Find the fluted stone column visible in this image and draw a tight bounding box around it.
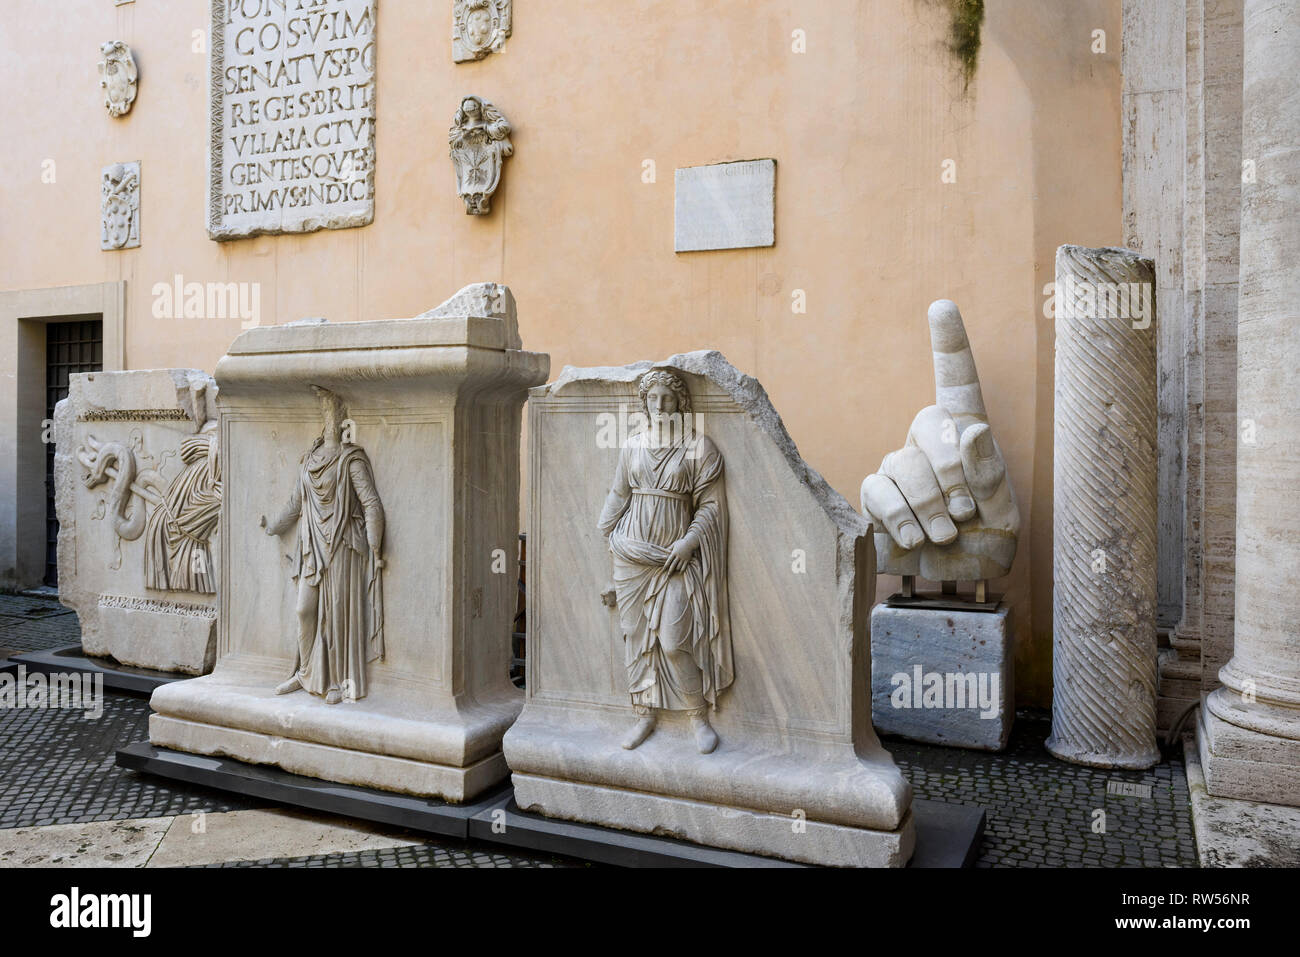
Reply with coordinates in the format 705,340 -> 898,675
1048,245 -> 1160,770
1196,0 -> 1242,698
1201,0 -> 1300,806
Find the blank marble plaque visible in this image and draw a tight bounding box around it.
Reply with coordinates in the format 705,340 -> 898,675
674,159 -> 776,253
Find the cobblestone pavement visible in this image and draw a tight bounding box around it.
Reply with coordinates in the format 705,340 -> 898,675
0,594 -> 80,657
2,595 -> 1197,867
199,845 -> 579,868
0,688 -> 264,830
0,682 -> 579,867
886,711 -> 1199,868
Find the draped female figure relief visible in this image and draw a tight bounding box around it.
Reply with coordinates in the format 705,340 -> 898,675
261,387 -> 386,705
598,371 -> 734,754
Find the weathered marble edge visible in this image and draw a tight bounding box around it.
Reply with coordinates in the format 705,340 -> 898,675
206,207 -> 376,243
71,369 -> 214,426
1057,243 -> 1155,271
227,316 -> 515,355
540,350 -> 869,539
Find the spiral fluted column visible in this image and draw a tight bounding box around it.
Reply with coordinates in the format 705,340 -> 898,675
1048,245 -> 1160,770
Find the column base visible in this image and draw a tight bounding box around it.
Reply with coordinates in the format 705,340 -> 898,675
1209,677 -> 1300,740
1200,704 -> 1300,808
1044,736 -> 1160,770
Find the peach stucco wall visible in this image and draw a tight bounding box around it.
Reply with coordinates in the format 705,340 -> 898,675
0,0 -> 1123,705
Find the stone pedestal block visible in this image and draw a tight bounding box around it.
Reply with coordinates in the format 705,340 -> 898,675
55,369 -> 220,675
1199,708 -> 1300,809
149,286 -> 549,802
503,351 -> 914,867
871,603 -> 1014,752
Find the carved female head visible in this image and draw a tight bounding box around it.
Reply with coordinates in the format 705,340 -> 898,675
459,96 -> 483,123
638,370 -> 692,420
452,97 -> 511,143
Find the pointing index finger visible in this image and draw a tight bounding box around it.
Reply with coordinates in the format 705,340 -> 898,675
929,299 -> 988,428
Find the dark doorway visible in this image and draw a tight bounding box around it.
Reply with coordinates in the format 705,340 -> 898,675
45,319 -> 103,586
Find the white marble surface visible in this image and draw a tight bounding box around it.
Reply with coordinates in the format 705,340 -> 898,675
55,370 -> 219,675
861,301 -> 1020,582
149,287 -> 549,801
452,0 -> 511,62
674,160 -> 776,252
1048,245 -> 1160,770
504,351 -> 913,866
207,0 -> 376,240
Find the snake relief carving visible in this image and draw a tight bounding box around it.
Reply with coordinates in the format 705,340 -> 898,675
78,428 -> 221,592
78,435 -> 165,543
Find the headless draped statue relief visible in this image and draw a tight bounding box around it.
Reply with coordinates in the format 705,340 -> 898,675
261,387 -> 386,705
598,371 -> 734,754
77,380 -> 221,590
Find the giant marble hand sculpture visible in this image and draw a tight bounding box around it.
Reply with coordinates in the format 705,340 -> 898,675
860,300 -> 1020,587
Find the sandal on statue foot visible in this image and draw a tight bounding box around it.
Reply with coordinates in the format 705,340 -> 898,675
274,677 -> 302,696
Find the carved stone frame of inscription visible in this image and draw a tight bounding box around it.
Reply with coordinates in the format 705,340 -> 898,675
453,0 -> 512,62
98,41 -> 138,117
449,95 -> 512,215
102,162 -> 141,250
206,0 -> 377,241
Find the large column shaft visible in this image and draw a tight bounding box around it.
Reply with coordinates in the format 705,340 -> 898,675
1204,0 -> 1300,768
1049,245 -> 1160,770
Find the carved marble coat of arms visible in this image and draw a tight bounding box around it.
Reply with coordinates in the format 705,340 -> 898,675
452,0 -> 512,63
448,96 -> 513,216
101,162 -> 141,250
98,41 -> 138,117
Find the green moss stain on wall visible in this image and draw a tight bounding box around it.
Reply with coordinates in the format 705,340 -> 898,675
947,0 -> 985,91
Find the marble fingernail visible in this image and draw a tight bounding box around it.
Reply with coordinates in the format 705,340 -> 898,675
897,521 -> 924,549
948,490 -> 976,521
929,515 -> 958,544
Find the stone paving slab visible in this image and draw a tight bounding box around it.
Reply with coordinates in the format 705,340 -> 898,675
0,817 -> 173,868
1185,730 -> 1300,867
0,809 -> 490,868
147,809 -> 426,868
